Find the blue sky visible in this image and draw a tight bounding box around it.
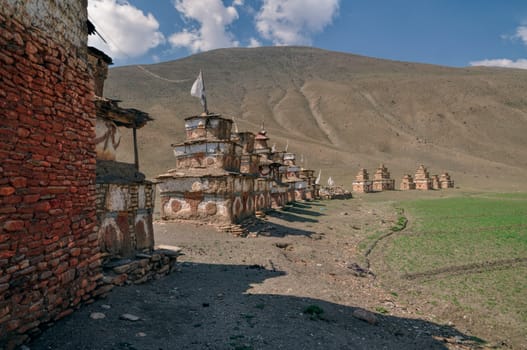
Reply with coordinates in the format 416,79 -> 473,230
88,0 -> 527,69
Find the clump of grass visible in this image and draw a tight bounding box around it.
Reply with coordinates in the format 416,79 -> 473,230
375,306 -> 389,314
391,209 -> 408,232
303,304 -> 325,320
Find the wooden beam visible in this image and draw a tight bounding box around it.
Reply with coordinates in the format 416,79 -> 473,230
133,127 -> 139,171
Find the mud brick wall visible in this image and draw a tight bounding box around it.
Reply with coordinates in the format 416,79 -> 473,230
0,1 -> 103,347
96,183 -> 155,258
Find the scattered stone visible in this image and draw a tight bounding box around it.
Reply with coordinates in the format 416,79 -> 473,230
135,332 -> 146,337
113,261 -> 139,274
274,242 -> 290,249
101,304 -> 111,310
352,308 -> 378,325
156,245 -> 183,257
90,312 -> 106,320
119,313 -> 140,322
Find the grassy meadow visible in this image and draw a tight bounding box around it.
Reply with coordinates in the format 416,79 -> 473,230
371,193 -> 527,345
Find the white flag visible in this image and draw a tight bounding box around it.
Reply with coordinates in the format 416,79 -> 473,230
315,170 -> 321,185
190,71 -> 207,112
327,176 -> 334,187
232,117 -> 239,133
191,71 -> 204,99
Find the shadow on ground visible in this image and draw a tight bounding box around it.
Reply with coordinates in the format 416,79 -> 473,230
264,202 -> 324,224
30,263 -> 477,350
244,217 -> 316,237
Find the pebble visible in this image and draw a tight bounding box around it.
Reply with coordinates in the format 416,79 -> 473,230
101,304 -> 111,309
90,312 -> 106,320
136,332 -> 147,337
120,313 -> 141,321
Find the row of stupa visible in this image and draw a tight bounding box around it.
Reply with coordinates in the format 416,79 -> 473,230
352,164 -> 454,192
155,114 -> 319,224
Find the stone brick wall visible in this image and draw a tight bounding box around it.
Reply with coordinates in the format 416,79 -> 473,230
0,1 -> 102,347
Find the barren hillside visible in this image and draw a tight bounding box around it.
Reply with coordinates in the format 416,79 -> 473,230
104,46 -> 527,191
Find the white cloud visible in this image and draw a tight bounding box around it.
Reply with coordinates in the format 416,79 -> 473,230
87,0 -> 165,60
515,26 -> 527,45
469,24 -> 527,70
255,0 -> 340,45
169,0 -> 240,53
470,58 -> 527,70
248,37 -> 262,48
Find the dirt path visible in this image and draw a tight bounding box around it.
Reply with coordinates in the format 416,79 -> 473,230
29,198 -> 481,350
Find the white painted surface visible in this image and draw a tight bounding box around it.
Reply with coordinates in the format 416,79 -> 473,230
107,185 -> 128,211
138,185 -> 146,209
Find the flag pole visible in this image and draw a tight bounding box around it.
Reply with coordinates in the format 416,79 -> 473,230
201,70 -> 209,115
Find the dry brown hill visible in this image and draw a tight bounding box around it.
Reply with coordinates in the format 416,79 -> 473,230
105,46 -> 527,191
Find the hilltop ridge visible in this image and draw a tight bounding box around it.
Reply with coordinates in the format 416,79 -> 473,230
105,46 -> 527,191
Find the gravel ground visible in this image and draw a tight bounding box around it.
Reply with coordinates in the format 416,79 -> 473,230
29,197 -> 480,350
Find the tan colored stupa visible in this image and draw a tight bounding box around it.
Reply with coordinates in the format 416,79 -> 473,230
439,172 -> 455,189
372,164 -> 395,191
414,164 -> 432,190
400,174 -> 416,190
352,168 -> 373,193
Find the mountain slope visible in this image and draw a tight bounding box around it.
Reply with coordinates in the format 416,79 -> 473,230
104,47 -> 527,191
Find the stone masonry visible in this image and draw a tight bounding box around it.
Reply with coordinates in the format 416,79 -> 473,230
0,1 -> 106,347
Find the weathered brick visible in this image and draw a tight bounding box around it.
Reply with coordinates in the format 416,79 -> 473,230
55,308 -> 73,320
3,220 -> 24,231
59,268 -> 76,283
16,127 -> 30,138
23,194 -> 40,203
9,177 -> 26,188
0,51 -> 15,65
70,247 -> 81,257
0,205 -> 17,214
34,201 -> 51,212
0,186 -> 15,196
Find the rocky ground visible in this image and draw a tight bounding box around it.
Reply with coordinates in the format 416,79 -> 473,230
29,195 -> 487,350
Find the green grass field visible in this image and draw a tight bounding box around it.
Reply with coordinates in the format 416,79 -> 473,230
386,196 -> 527,275
375,193 -> 527,345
